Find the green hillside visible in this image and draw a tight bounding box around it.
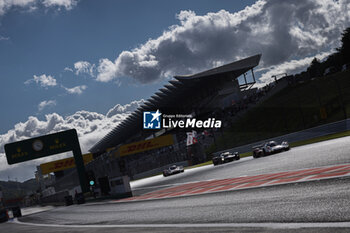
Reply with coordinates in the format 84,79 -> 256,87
0,179 -> 38,200
208,69 -> 350,154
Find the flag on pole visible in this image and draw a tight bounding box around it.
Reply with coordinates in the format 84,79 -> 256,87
192,130 -> 198,144
187,131 -> 198,146
186,132 -> 193,146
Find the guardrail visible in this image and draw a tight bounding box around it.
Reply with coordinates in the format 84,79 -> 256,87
132,161 -> 189,180
40,190 -> 69,205
213,118 -> 350,156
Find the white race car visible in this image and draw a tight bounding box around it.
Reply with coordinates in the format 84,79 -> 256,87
261,141 -> 290,156
253,141 -> 290,158
163,165 -> 184,177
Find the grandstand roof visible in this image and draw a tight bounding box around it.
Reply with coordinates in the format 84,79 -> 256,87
89,54 -> 261,153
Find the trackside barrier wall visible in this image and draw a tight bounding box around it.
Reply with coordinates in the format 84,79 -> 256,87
132,161 -> 189,180
110,176 -> 132,196
40,190 -> 69,205
213,118 -> 350,156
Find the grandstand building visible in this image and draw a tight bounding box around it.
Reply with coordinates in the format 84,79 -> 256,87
90,54 -> 261,152
38,54 -> 262,199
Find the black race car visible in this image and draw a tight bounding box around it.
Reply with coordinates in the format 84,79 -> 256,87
212,151 -> 240,166
252,145 -> 264,158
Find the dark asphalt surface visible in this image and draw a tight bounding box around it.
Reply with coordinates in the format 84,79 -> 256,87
3,177 -> 350,232
18,177 -> 350,224
3,223 -> 350,233
2,137 -> 350,232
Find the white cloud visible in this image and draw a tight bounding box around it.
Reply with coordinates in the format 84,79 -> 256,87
74,61 -> 95,77
64,67 -> 73,72
63,85 -> 87,95
93,0 -> 350,85
0,35 -> 9,40
0,0 -> 78,16
96,58 -> 118,82
25,74 -> 89,95
25,74 -> 57,88
38,100 -> 56,111
0,0 -> 36,16
0,99 -> 144,181
258,51 -> 332,85
42,0 -> 77,10
106,99 -> 145,117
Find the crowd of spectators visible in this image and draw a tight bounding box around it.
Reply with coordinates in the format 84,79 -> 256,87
210,82 -> 276,129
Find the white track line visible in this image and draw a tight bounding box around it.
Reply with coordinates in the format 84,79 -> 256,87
11,218 -> 350,229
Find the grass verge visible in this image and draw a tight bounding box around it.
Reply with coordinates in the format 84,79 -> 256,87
289,130 -> 350,147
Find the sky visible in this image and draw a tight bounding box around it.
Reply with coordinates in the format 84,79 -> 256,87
0,0 -> 350,181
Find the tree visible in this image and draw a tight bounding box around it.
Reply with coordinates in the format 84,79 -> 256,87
337,27 -> 350,64
307,57 -> 321,78
323,52 -> 342,72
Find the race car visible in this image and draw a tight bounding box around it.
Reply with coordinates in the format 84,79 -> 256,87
212,151 -> 240,166
253,141 -> 289,158
252,145 -> 264,158
163,165 -> 184,177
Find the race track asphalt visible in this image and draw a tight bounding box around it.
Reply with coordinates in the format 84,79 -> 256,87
131,136 -> 350,194
3,136 -> 350,232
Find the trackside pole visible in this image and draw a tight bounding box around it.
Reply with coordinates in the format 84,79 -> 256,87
72,132 -> 89,193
